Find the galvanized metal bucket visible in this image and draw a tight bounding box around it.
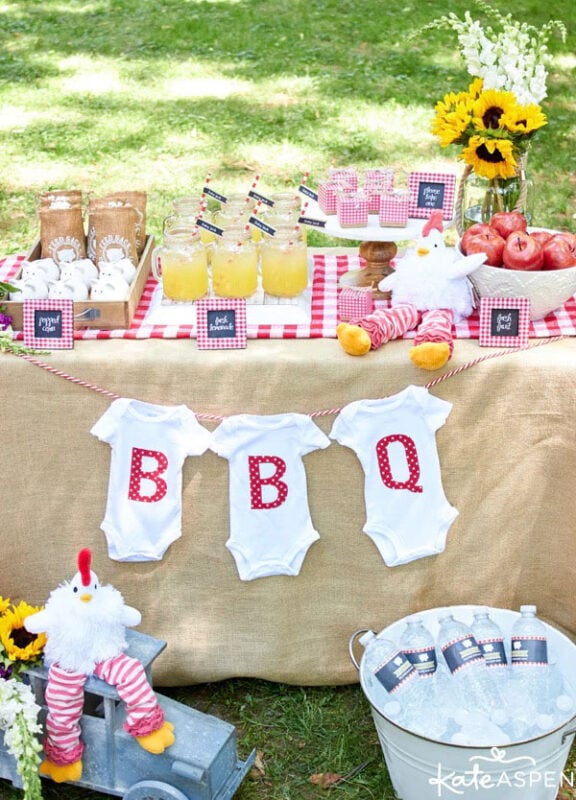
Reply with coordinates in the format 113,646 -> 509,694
349,605 -> 576,800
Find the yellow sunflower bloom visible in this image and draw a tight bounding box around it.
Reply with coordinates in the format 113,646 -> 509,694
460,135 -> 518,180
472,89 -> 520,132
432,91 -> 474,146
0,600 -> 46,662
467,77 -> 484,99
500,103 -> 548,134
0,596 -> 10,615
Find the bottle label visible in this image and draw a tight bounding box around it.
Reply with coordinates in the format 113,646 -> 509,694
403,646 -> 437,676
374,651 -> 417,694
442,635 -> 483,674
477,638 -> 508,667
511,636 -> 548,665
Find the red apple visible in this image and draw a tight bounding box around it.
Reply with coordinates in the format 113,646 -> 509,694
530,230 -> 554,248
490,211 -> 528,240
460,223 -> 495,255
542,233 -> 576,270
502,232 -> 544,270
466,231 -> 506,267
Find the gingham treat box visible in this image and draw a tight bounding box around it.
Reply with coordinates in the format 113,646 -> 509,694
338,286 -> 375,322
379,192 -> 409,227
328,167 -> 358,191
336,191 -> 369,227
318,181 -> 343,215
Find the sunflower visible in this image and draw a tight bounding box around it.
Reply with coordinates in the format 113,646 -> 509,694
472,89 -> 520,132
460,135 -> 518,181
0,595 -> 10,615
0,601 -> 46,662
501,103 -> 548,135
432,91 -> 475,147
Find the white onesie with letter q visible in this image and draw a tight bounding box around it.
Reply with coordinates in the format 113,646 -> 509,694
91,398 -> 212,562
211,413 -> 331,580
330,385 -> 458,566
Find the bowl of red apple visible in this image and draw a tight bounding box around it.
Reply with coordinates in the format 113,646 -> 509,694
458,211 -> 576,320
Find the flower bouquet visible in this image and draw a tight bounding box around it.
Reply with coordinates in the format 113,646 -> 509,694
0,596 -> 46,800
422,1 -> 566,232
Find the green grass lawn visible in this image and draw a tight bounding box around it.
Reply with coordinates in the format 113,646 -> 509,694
0,0 -> 574,255
1,1 -> 576,798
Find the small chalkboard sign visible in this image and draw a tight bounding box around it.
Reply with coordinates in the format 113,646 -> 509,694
479,297 -> 530,348
23,299 -> 74,349
408,171 -> 456,220
196,298 -> 247,350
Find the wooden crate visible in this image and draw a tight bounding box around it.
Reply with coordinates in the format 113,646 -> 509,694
4,235 -> 154,330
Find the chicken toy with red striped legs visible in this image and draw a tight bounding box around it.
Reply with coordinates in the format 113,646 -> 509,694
24,548 -> 175,784
336,209 -> 487,370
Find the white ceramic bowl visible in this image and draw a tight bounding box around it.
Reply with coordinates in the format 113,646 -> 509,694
459,232 -> 576,320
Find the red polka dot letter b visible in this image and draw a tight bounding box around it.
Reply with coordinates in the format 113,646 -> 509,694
128,447 -> 169,503
248,455 -> 289,510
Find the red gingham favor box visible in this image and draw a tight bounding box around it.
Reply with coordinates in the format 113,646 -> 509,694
338,286 -> 375,322
318,180 -> 344,215
328,167 -> 358,191
336,191 -> 369,228
379,191 -> 410,227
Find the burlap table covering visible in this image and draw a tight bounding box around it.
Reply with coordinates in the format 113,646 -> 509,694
2,335 -> 575,686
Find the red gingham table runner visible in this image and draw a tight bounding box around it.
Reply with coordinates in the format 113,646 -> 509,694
2,253 -> 576,340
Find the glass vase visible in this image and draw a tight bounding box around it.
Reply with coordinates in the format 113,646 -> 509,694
458,163 -> 534,233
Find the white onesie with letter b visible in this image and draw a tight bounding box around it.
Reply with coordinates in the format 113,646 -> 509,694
211,412 -> 331,580
91,398 -> 212,562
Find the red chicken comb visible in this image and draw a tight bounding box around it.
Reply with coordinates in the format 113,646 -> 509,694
78,548 -> 92,586
422,209 -> 444,237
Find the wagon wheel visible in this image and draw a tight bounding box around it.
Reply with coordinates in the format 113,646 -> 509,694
123,780 -> 189,800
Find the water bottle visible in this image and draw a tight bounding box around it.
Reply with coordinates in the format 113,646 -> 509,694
399,616 -> 437,679
437,612 -> 507,727
510,605 -> 549,710
359,630 -> 446,738
471,608 -> 508,680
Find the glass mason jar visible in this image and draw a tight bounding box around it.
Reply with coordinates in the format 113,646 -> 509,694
260,225 -> 308,298
164,196 -> 215,247
152,227 -> 208,302
211,227 -> 258,298
458,162 -> 534,232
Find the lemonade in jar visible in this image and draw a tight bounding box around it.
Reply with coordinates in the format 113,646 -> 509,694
260,225 -> 308,298
152,227 -> 208,302
212,227 -> 258,298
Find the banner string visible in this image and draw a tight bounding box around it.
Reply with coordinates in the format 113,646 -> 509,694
15,334 -> 566,422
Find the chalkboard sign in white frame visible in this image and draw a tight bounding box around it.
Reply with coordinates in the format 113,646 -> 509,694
408,171 -> 456,221
196,297 -> 247,350
478,297 -> 531,348
23,299 -> 74,349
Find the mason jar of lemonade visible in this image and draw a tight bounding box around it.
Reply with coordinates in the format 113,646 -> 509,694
151,227 -> 208,302
164,196 -> 215,248
212,227 -> 258,298
260,224 -> 308,298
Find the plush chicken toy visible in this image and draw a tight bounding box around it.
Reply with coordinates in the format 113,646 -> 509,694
336,210 -> 487,370
25,548 -> 175,783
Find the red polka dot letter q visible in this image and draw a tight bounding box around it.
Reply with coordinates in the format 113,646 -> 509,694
376,434 -> 423,494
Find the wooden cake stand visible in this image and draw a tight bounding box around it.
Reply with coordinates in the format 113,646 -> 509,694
308,202 -> 428,299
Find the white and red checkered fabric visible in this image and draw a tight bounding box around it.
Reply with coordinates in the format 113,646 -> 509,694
3,253 -> 576,341
328,168 -> 358,190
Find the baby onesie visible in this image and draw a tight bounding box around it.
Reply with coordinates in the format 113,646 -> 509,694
330,385 -> 458,566
91,398 -> 212,562
211,413 -> 331,580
